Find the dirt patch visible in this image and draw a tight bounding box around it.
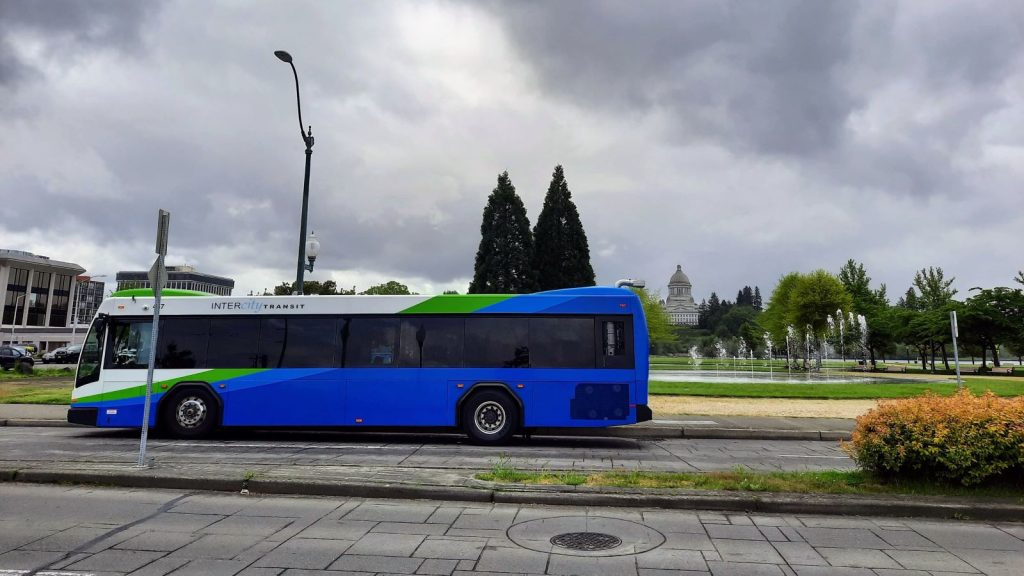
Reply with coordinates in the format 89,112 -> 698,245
650,395 -> 878,419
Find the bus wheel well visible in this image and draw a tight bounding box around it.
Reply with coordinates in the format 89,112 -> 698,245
159,382 -> 222,425
456,383 -> 523,428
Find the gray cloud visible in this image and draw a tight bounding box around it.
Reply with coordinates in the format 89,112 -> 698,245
1,0 -> 1021,300
0,0 -> 161,88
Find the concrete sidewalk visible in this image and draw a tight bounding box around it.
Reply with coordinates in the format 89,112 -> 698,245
0,404 -> 855,440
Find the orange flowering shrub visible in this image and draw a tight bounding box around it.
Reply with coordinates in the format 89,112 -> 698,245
843,390 -> 1024,485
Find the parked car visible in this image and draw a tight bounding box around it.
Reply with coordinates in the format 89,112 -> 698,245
42,347 -> 68,364
0,345 -> 35,370
56,345 -> 82,364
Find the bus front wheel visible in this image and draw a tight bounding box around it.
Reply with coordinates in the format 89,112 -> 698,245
162,388 -> 218,439
461,390 -> 518,444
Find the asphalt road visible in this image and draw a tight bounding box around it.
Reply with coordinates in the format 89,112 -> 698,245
0,483 -> 1021,576
0,425 -> 853,473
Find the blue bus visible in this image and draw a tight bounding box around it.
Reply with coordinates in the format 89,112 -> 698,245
68,287 -> 651,443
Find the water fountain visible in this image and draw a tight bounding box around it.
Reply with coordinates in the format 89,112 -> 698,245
736,340 -> 747,377
805,325 -> 814,376
764,331 -> 774,380
749,340 -> 755,380
715,341 -> 727,378
688,345 -> 702,370
786,325 -> 796,378
858,314 -> 869,366
837,309 -> 846,363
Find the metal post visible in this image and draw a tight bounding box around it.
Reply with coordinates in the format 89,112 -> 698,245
950,310 -> 962,390
136,255 -> 162,468
138,209 -> 170,468
294,132 -> 312,294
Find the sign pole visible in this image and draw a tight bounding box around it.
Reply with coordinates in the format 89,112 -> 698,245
950,310 -> 962,391
137,209 -> 170,468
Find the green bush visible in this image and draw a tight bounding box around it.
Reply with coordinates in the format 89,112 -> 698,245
843,391 -> 1024,485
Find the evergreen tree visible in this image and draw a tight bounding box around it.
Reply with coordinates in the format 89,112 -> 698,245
469,171 -> 537,294
532,165 -> 596,290
752,286 -> 763,311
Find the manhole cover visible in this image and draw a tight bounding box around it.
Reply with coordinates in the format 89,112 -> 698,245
550,532 -> 622,551
508,516 -> 665,556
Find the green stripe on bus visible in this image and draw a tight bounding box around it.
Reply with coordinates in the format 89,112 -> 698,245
75,369 -> 266,404
398,295 -> 512,314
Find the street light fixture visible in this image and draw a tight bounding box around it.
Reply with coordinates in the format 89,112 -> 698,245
274,49 -> 317,295
304,231 -> 320,272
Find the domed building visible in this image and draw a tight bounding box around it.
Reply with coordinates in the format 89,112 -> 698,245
663,264 -> 698,325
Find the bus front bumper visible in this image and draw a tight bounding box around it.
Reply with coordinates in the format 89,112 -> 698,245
636,404 -> 652,423
67,407 -> 98,426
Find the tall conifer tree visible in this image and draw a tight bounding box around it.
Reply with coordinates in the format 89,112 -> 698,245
532,165 -> 596,290
469,171 -> 537,294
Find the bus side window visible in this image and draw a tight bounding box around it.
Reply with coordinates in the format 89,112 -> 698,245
346,318 -> 399,368
598,318 -> 633,369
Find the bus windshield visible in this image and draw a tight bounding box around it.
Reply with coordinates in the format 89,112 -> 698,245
75,317 -> 105,388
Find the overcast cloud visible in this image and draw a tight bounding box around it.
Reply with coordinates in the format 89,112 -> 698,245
0,0 -> 1021,301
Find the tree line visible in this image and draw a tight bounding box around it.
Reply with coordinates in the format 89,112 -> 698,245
646,261 -> 1024,369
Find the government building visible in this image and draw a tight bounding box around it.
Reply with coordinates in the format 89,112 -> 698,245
1,249 -> 102,351
662,264 -> 699,326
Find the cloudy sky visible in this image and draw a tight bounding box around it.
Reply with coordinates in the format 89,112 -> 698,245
1,0 -> 1021,301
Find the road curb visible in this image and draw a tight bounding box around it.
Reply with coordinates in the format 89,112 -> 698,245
0,418 -> 851,440
2,467 -> 1020,522
1,419 -> 71,427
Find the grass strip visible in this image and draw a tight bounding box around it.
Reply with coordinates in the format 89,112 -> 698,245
649,379 -> 1024,399
476,467 -> 1024,500
0,368 -> 76,381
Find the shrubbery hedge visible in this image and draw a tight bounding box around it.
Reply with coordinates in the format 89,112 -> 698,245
844,390 -> 1024,485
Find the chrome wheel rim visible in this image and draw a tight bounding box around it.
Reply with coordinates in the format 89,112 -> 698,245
176,396 -> 207,429
474,400 -> 506,435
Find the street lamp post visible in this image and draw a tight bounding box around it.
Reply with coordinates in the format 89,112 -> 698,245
9,294 -> 25,345
274,49 -> 317,295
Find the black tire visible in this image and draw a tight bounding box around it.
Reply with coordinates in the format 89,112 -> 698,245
461,389 -> 519,444
161,388 -> 219,439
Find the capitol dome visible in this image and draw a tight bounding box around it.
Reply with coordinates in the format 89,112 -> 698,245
663,264 -> 698,325
669,265 -> 690,286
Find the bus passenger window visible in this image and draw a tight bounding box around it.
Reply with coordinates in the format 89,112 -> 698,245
208,318 -> 260,368
157,318 -> 209,369
465,318 -> 529,368
399,318 -> 464,368
346,318 -> 399,368
259,317 -> 336,368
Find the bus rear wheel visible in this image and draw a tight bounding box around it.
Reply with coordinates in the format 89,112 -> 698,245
461,389 -> 518,444
162,388 -> 218,439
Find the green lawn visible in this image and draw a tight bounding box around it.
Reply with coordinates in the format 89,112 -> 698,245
476,467 -> 1023,500
0,383 -> 71,404
649,377 -> 1024,399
